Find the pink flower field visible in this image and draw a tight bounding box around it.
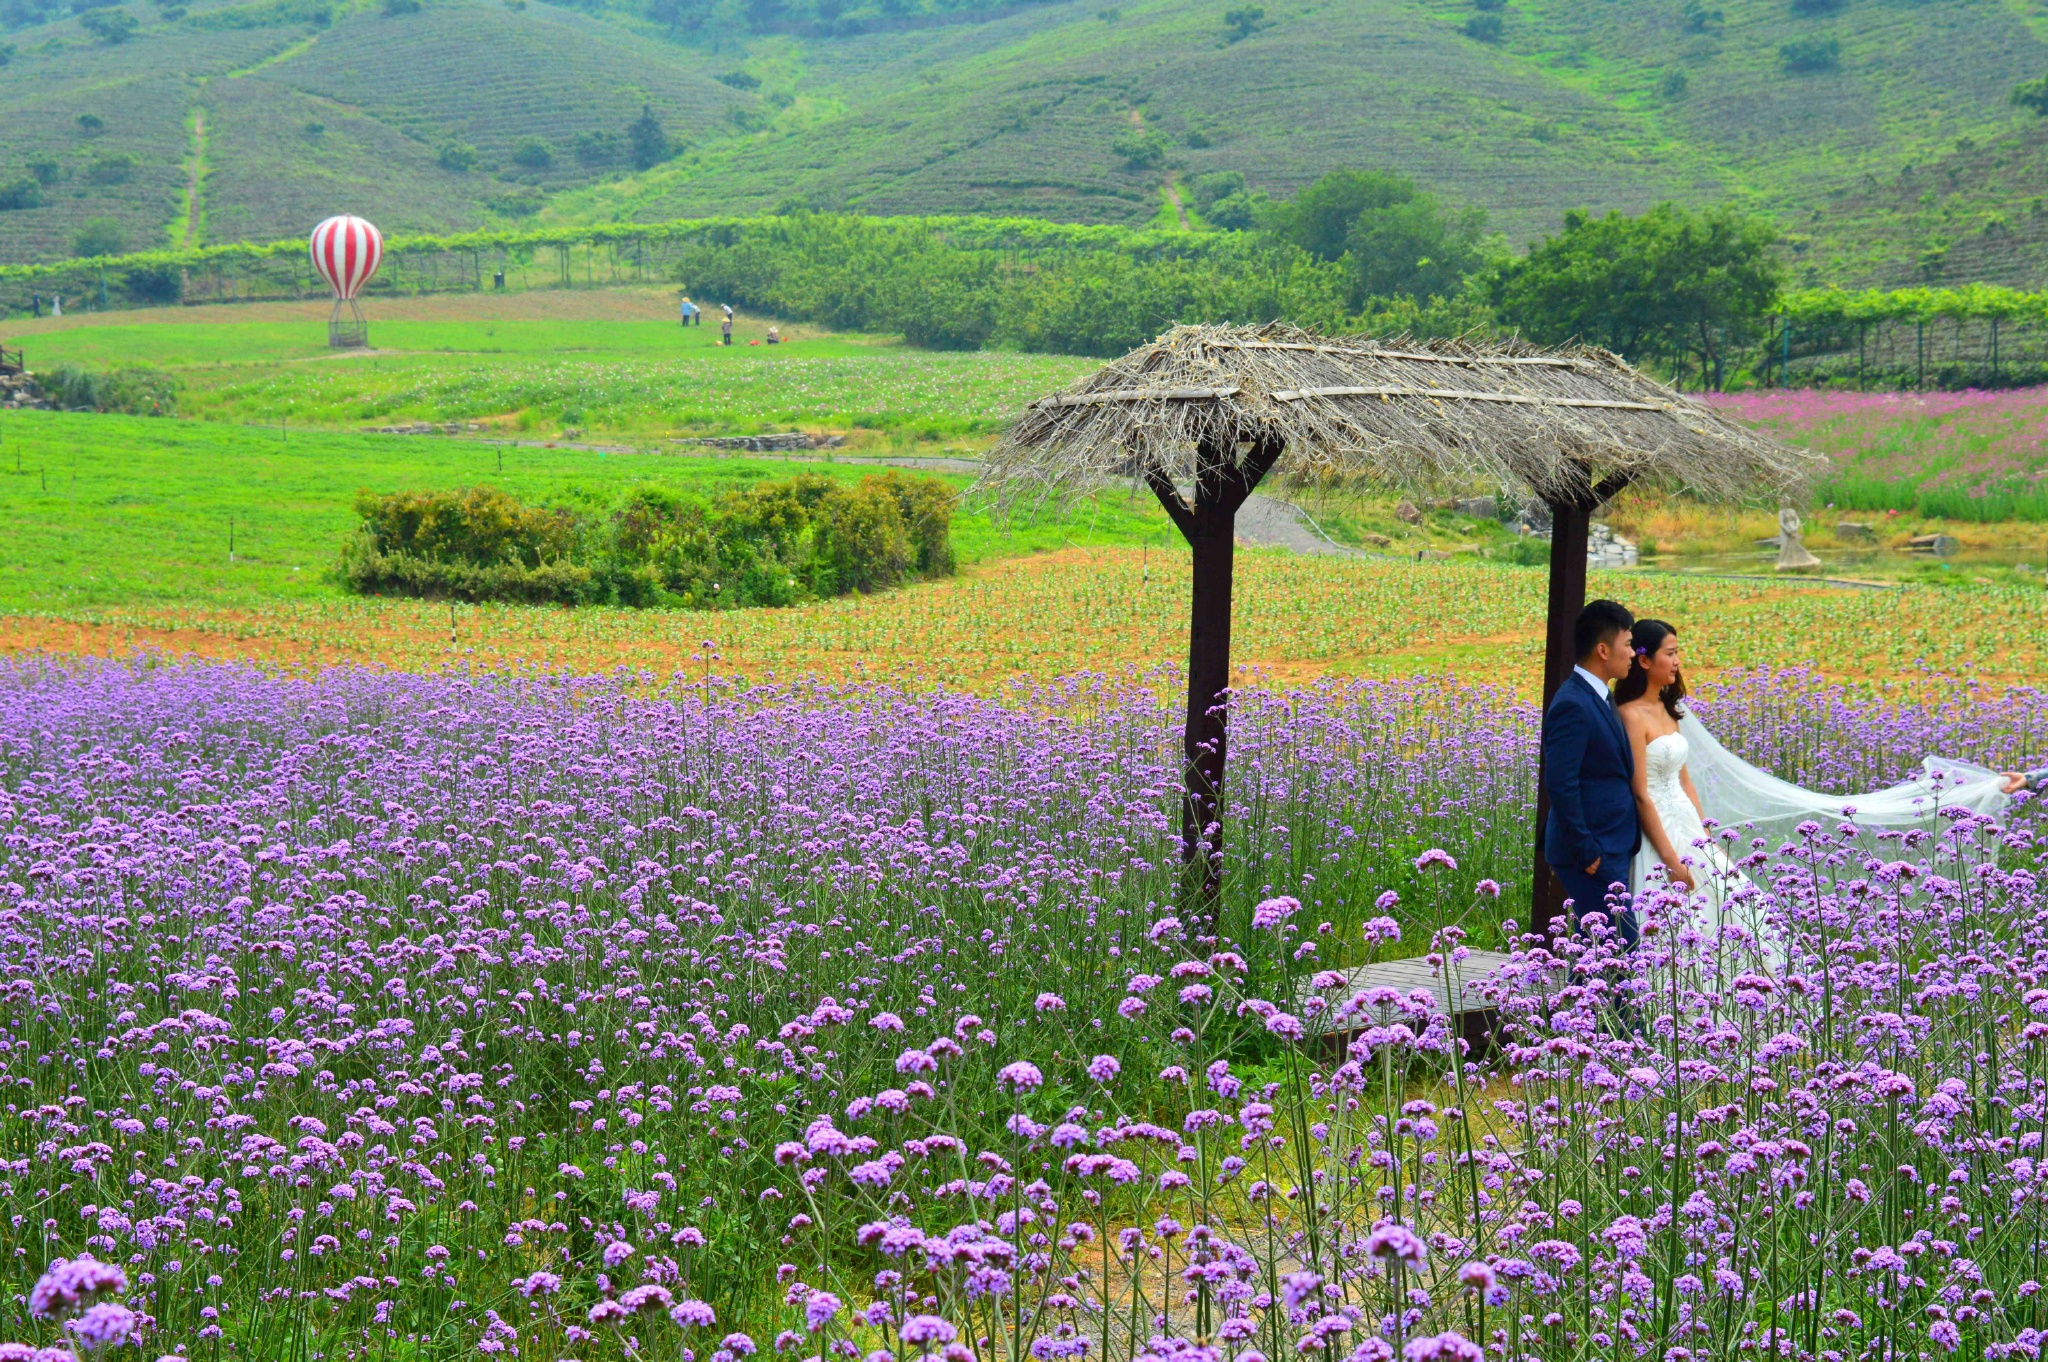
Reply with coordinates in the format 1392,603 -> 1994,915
1702,387 -> 2048,519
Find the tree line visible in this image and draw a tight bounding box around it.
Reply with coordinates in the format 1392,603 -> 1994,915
13,178 -> 2039,387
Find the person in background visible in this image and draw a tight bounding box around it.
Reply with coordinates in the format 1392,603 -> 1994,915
680,295 -> 699,327
765,325 -> 781,344
721,311 -> 734,346
30,294 -> 41,319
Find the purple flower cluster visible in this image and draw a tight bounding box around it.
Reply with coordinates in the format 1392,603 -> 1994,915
0,658 -> 2038,1362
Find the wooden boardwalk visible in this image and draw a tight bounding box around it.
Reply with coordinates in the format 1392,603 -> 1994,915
1305,950 -> 1520,1051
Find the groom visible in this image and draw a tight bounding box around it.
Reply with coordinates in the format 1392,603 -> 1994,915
1542,599 -> 1642,950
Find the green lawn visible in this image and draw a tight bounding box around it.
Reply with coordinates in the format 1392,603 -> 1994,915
11,306 -> 1099,439
0,411 -> 1172,612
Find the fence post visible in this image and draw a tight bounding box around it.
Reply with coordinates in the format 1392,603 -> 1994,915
1992,315 -> 2000,383
1781,319 -> 1791,387
1916,320 -> 1925,388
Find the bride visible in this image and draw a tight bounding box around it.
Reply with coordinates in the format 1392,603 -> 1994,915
1613,619 -> 2035,971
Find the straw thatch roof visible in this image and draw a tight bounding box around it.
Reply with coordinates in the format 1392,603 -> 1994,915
982,323 -> 1820,508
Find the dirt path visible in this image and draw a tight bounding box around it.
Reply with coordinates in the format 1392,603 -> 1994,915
177,105 -> 207,249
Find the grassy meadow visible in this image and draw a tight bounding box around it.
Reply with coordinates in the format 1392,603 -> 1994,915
5,289 -> 1096,438
0,287 -> 2039,690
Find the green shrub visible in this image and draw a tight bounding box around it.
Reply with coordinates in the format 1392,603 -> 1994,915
39,365 -> 178,415
1221,4 -> 1263,41
511,135 -> 554,169
77,7 -> 136,41
85,153 -> 137,185
436,141 -> 478,172
26,157 -> 59,185
1780,36 -> 1839,73
1461,12 -> 1502,40
339,474 -> 956,608
0,178 -> 42,212
120,264 -> 181,303
572,130 -> 621,165
1110,128 -> 1169,169
72,218 -> 125,257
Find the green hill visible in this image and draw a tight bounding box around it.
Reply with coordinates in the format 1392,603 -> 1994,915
4,0 -> 2048,278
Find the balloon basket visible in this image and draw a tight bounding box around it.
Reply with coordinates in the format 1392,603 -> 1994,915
327,299 -> 369,349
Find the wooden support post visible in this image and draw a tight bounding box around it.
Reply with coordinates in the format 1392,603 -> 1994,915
1529,472 -> 1633,941
1147,432 -> 1285,937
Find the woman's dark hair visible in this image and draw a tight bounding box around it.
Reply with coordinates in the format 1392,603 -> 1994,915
1614,619 -> 1686,719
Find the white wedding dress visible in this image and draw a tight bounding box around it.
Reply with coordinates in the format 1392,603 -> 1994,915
1634,731 -> 1784,971
1632,713 -> 2027,974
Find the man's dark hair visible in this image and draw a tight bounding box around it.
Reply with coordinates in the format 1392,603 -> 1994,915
1573,599 -> 1635,660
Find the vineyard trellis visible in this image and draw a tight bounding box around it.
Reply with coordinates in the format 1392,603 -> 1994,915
1768,283 -> 2048,390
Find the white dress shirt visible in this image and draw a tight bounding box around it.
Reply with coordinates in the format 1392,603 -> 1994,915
1573,664 -> 1611,702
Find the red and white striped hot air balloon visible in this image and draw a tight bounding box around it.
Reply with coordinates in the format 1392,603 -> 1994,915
309,214 -> 384,301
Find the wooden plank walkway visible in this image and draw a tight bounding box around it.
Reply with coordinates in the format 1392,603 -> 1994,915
1305,950 -> 1520,1052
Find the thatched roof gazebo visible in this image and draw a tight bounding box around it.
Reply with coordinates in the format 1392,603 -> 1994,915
980,323 -> 1820,936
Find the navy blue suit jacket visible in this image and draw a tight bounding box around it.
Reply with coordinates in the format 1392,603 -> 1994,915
1542,674 -> 1641,873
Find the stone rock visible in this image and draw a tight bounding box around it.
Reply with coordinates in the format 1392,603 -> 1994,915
1909,534 -> 1960,557
1453,495 -> 1500,520
1417,549 -> 1451,562
1359,532 -> 1392,549
1514,501 -> 1552,535
683,431 -> 847,452
1394,500 -> 1424,526
0,373 -> 53,411
1834,521 -> 1875,543
1587,522 -> 1639,569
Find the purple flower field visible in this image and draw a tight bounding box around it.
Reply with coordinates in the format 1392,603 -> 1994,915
0,659 -> 2044,1362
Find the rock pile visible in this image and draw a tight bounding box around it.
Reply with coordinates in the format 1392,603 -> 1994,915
1,374 -> 52,411
679,432 -> 847,452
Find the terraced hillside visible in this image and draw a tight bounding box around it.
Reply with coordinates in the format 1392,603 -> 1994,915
1792,116 -> 2048,289
4,0 -> 2048,272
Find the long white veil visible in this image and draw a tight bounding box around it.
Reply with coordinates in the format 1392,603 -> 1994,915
1678,710 -> 2018,846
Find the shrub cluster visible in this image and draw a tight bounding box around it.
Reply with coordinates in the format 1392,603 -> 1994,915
339,472 -> 956,607
666,212 -> 1492,357
37,364 -> 177,415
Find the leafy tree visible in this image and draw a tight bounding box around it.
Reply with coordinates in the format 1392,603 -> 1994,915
1780,35 -> 1838,72
1110,128 -> 1169,169
2013,74 -> 2048,116
627,104 -> 668,170
1488,201 -> 1781,383
27,156 -> 59,184
1266,168 -> 1418,261
715,69 -> 760,89
0,177 -> 41,211
73,216 -> 125,256
1188,170 -> 1244,214
572,129 -> 621,165
1659,68 -> 1688,98
1221,4 -> 1262,41
1789,0 -> 1841,12
0,39 -> 15,61
1680,0 -> 1721,32
511,135 -> 554,169
1204,190 -> 1267,230
1345,193 -> 1488,303
1462,12 -> 1502,40
85,152 -> 136,183
437,141 -> 478,171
